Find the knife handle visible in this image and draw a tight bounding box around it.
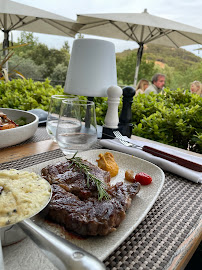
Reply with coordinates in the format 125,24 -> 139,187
142,146 -> 202,172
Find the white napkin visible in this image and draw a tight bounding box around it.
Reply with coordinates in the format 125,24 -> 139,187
100,138 -> 202,184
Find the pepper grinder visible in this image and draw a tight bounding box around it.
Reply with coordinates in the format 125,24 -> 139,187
102,85 -> 122,139
118,86 -> 135,138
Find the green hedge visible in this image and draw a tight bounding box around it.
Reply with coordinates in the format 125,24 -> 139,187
0,79 -> 63,111
1,80 -> 201,153
132,89 -> 202,153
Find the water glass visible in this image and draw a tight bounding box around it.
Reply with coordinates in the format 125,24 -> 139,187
56,100 -> 97,155
46,95 -> 77,141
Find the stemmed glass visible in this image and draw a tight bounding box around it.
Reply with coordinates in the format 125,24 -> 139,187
46,95 -> 77,142
56,99 -> 97,155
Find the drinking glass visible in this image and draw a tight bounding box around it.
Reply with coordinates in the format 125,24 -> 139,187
46,95 -> 78,141
56,99 -> 97,155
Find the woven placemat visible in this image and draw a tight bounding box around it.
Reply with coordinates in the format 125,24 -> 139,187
0,148 -> 201,270
26,126 -> 51,142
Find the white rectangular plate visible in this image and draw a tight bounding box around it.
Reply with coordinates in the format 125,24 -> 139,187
27,149 -> 165,261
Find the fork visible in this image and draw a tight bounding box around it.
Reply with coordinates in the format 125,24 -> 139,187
113,131 -> 202,172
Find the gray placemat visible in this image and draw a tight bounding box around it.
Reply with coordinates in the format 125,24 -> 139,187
26,126 -> 51,142
0,148 -> 201,270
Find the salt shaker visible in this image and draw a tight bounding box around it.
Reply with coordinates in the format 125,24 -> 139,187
102,85 -> 122,139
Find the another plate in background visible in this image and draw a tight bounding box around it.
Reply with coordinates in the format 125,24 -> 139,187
0,108 -> 38,148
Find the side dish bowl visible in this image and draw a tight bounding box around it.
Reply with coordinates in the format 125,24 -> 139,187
0,108 -> 38,148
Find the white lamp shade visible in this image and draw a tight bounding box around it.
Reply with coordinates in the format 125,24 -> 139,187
64,38 -> 117,97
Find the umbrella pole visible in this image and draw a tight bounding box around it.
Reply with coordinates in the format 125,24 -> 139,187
3,14 -> 9,71
133,43 -> 144,87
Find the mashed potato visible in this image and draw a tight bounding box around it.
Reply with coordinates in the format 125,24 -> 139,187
0,169 -> 51,227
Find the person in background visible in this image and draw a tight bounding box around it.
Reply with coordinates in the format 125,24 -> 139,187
190,81 -> 202,97
145,73 -> 165,95
135,79 -> 149,96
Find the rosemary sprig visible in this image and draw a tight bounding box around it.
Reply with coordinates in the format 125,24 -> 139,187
66,153 -> 111,201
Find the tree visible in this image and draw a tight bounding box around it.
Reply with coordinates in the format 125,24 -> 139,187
76,33 -> 84,39
50,63 -> 68,83
62,41 -> 70,53
27,43 -> 50,66
116,52 -> 157,86
13,32 -> 71,79
15,32 -> 38,57
41,48 -> 69,78
8,55 -> 46,79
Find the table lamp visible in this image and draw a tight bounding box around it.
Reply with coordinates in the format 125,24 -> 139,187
64,38 -> 117,99
64,38 -> 122,137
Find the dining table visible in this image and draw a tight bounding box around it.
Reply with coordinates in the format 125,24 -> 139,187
0,125 -> 201,270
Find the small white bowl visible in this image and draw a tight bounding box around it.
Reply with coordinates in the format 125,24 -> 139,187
0,108 -> 39,148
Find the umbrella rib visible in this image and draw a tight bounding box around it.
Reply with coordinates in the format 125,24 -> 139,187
131,24 -> 139,41
0,17 -> 3,29
143,26 -> 157,42
143,27 -> 163,43
148,29 -> 179,47
80,20 -> 109,30
80,19 -> 139,42
9,15 -> 33,31
110,21 -> 137,41
136,26 -> 163,43
145,28 -> 176,44
41,18 -> 77,36
127,24 -> 139,43
10,16 -> 77,37
8,14 -> 14,30
163,31 -> 179,47
175,30 -> 202,45
0,14 -> 14,31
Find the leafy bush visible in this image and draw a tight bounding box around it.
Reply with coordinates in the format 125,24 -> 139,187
132,89 -> 202,153
0,79 -> 63,111
94,97 -> 108,125
1,79 -> 201,153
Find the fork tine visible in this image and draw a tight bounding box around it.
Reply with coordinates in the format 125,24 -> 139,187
113,131 -> 132,146
113,131 -> 140,149
114,131 -> 125,141
113,130 -> 122,138
113,130 -> 123,139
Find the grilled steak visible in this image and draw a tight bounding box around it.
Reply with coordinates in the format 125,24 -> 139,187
41,159 -> 140,236
41,160 -> 111,200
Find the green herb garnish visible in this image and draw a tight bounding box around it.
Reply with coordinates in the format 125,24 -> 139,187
15,116 -> 27,126
67,153 -> 111,201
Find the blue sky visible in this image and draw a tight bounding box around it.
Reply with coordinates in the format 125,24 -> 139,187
2,0 -> 202,56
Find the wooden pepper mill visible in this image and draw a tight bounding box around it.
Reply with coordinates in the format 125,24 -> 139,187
102,85 -> 122,139
118,86 -> 135,138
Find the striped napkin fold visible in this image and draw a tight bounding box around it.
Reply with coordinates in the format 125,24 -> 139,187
100,138 -> 202,184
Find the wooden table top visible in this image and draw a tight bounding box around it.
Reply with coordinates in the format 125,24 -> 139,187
1,134 -> 201,164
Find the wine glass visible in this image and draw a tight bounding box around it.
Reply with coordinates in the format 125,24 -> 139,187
46,95 -> 78,142
56,99 -> 97,155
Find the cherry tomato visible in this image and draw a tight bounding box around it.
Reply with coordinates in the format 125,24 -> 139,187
135,172 -> 152,185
